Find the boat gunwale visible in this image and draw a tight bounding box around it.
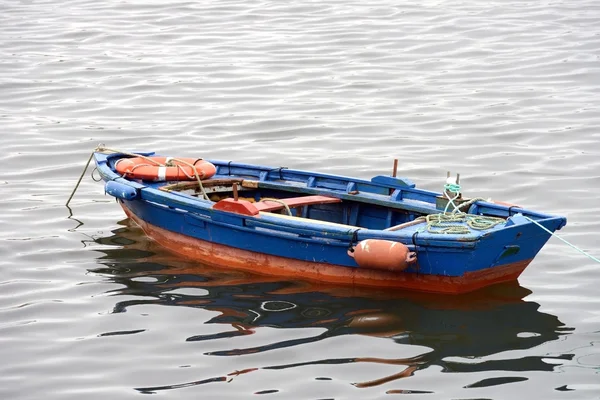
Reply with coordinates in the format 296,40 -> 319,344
93,151 -> 567,246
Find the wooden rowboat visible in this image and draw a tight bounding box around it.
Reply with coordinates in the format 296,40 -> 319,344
93,149 -> 566,294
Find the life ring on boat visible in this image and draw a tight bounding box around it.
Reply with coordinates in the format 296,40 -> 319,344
348,239 -> 417,272
115,156 -> 217,181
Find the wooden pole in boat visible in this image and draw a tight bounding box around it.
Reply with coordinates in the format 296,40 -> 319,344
232,183 -> 239,201
390,159 -> 399,195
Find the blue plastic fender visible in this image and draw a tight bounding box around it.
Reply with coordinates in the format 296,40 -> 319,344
105,180 -> 139,201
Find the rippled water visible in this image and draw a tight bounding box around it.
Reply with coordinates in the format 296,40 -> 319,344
2,0 -> 600,398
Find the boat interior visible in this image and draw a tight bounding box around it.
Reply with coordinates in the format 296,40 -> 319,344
95,152 -> 557,236
158,177 -> 504,232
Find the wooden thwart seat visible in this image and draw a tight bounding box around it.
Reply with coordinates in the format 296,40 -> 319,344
254,195 -> 342,212
213,195 -> 341,216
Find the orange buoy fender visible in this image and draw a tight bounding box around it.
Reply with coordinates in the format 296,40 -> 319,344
115,157 -> 216,181
348,239 -> 416,272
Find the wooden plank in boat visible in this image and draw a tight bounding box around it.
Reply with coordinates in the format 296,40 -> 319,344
254,195 -> 342,212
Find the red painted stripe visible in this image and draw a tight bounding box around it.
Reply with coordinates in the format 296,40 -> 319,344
122,204 -> 531,294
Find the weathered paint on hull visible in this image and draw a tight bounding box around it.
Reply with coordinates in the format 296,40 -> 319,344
122,204 -> 531,294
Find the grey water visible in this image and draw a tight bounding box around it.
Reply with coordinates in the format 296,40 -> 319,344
1,0 -> 600,398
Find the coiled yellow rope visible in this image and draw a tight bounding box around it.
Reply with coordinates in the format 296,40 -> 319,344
421,213 -> 505,234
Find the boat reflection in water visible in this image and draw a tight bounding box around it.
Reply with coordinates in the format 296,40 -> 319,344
89,220 -> 574,393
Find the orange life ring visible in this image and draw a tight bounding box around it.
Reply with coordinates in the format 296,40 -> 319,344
115,156 -> 217,181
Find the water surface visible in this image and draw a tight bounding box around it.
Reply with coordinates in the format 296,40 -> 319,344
1,0 -> 600,398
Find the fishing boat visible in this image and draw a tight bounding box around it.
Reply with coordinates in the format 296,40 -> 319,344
91,147 -> 566,294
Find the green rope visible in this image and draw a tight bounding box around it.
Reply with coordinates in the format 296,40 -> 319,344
444,183 -> 461,193
523,215 -> 600,264
443,183 -> 462,214
420,213 -> 505,234
420,179 -> 503,234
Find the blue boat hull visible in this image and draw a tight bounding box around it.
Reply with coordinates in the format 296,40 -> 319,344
93,150 -> 567,294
